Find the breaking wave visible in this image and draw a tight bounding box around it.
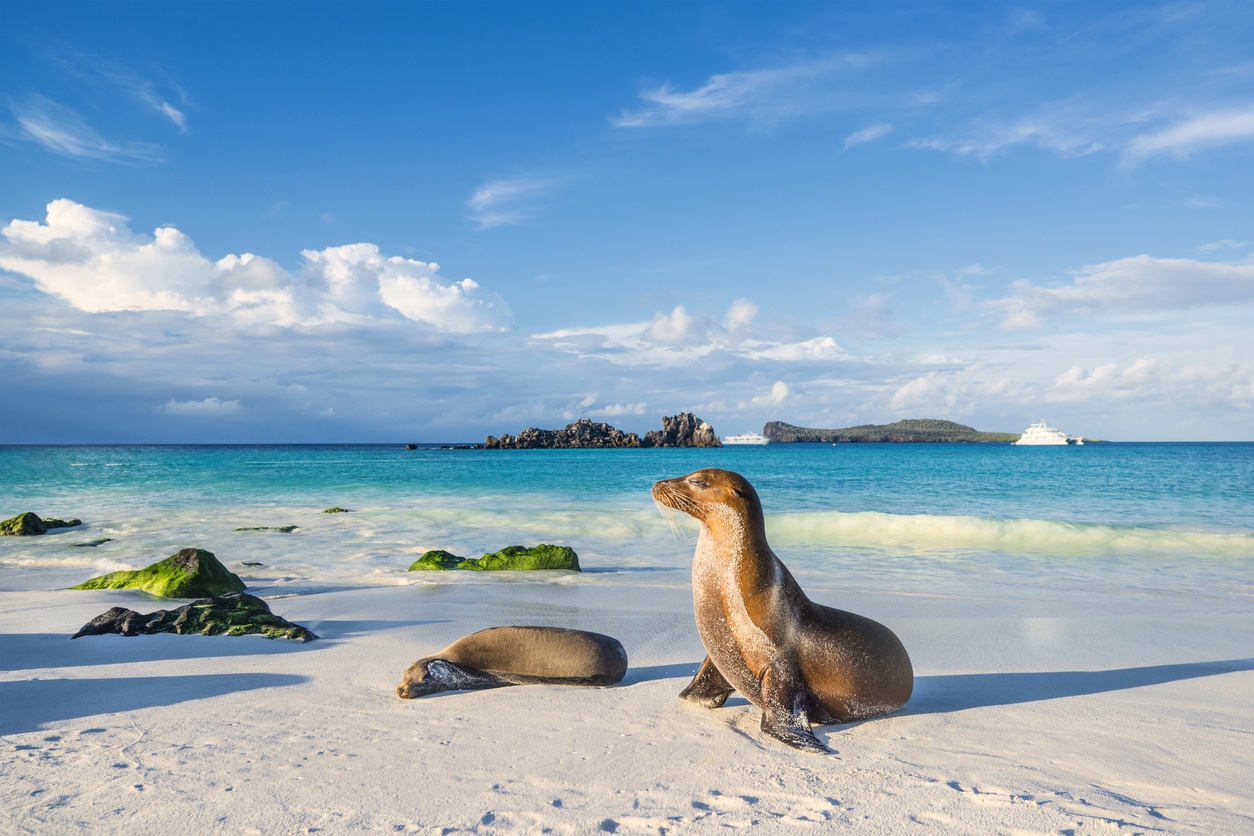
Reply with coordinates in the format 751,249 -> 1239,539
766,511 -> 1254,559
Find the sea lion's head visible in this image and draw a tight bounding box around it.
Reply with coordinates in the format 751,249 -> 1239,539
652,468 -> 763,529
396,658 -> 452,699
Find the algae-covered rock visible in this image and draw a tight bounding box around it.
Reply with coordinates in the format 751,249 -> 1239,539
407,549 -> 468,570
323,507 -> 350,514
407,544 -> 580,572
234,525 -> 298,532
71,547 -> 247,598
71,592 -> 317,642
72,538 -> 113,548
1,512 -> 82,536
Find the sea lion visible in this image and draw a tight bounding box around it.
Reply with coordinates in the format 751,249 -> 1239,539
396,626 -> 628,699
653,468 -> 913,753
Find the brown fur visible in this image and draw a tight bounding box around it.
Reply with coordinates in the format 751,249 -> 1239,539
654,468 -> 913,753
397,626 -> 628,699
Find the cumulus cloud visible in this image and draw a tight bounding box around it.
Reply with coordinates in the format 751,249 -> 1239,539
534,300 -> 844,367
990,254 -> 1254,329
0,199 -> 513,333
1048,359 -> 1158,402
747,381 -> 790,408
161,397 -> 241,416
890,365 -> 1023,412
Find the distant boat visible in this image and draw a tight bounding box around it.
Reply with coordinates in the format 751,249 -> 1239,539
722,432 -> 770,446
1013,421 -> 1084,446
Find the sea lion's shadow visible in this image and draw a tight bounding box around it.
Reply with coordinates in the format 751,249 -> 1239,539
905,658 -> 1254,715
618,658 -> 1254,716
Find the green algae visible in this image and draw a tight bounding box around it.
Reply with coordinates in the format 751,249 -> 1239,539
71,547 -> 247,598
407,544 -> 580,572
1,512 -> 82,536
322,507 -> 350,514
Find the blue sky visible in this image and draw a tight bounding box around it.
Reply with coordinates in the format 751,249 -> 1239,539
1,1 -> 1252,442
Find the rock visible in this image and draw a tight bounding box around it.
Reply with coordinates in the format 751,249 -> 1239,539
71,548 -> 247,598
71,592 -> 317,642
643,412 -> 722,448
408,544 -> 581,571
233,525 -> 298,532
1,512 -> 83,536
405,443 -> 418,450
72,538 -> 113,548
323,507 -> 350,514
483,413 -> 720,449
408,549 -> 467,570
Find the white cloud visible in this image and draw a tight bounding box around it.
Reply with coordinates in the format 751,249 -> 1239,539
724,298 -> 758,336
1048,359 -> 1158,402
890,365 -> 1022,412
991,254 -> 1254,329
0,200 -> 513,333
588,402 -> 648,418
747,381 -> 790,408
533,301 -> 844,368
1127,105 -> 1254,159
161,397 -> 241,416
466,177 -> 561,229
646,305 -> 697,344
1198,239 -> 1248,253
9,97 -> 163,163
614,55 -> 868,128
842,123 -> 893,150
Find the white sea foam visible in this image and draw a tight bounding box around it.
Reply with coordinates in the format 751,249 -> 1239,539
766,510 -> 1254,558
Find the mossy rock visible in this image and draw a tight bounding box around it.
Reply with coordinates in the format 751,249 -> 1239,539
71,548 -> 247,598
322,507 -> 350,514
1,512 -> 82,536
407,549 -> 468,570
234,525 -> 298,532
72,592 -> 317,642
407,544 -> 580,572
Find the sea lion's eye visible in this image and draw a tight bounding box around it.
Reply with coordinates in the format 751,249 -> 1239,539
687,477 -> 708,488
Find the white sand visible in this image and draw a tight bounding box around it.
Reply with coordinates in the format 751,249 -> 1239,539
2,573 -> 1251,834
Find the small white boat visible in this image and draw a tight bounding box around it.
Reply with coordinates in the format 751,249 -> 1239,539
1013,421 -> 1083,446
722,432 -> 770,446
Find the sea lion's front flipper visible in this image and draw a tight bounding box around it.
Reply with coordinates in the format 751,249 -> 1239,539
759,660 -> 830,754
426,659 -> 513,693
679,656 -> 735,709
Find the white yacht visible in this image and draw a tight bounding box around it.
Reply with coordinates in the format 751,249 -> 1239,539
1013,421 -> 1084,446
722,432 -> 770,446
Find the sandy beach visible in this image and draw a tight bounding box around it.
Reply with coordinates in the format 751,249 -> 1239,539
4,567 -> 1250,834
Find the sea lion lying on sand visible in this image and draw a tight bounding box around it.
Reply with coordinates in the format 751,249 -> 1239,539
397,626 -> 628,698
653,468 -> 913,753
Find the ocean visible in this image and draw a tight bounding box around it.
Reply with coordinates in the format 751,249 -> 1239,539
2,443 -> 1251,612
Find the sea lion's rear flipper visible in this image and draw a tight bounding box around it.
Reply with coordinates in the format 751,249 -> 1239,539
679,656 -> 735,709
759,660 -> 830,754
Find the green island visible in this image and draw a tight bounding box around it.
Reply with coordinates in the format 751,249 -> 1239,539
763,418 -> 1020,443
408,544 -> 580,571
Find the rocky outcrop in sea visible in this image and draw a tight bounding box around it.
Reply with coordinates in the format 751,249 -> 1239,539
485,412 -> 721,449
71,547 -> 247,598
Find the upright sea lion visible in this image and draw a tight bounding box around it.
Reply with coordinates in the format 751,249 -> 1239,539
396,626 -> 628,699
653,468 -> 913,753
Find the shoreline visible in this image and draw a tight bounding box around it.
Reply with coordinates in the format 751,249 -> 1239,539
3,572 -> 1251,832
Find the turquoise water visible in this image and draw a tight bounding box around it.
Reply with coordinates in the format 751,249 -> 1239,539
2,443 -> 1252,605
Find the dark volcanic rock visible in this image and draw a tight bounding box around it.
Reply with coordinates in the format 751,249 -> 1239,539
643,412 -> 722,448
1,512 -> 83,536
72,592 -> 317,641
485,413 -> 720,449
71,547 -> 247,598
486,418 -> 643,449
